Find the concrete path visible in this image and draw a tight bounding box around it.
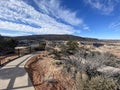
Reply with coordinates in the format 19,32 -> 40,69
0,54 -> 35,90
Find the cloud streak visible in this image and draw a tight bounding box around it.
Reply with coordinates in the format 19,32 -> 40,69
0,0 -> 88,36
85,0 -> 119,15
109,19 -> 120,31
33,0 -> 83,26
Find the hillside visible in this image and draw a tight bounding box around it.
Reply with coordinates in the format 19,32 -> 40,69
2,34 -> 120,43
13,34 -> 99,41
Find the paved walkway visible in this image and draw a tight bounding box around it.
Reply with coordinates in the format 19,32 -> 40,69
0,54 -> 35,90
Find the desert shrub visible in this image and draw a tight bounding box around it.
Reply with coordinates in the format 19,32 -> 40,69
51,60 -> 62,65
47,48 -> 55,55
66,41 -> 79,54
61,46 -> 120,89
111,73 -> 120,85
85,66 -> 101,79
0,38 -> 18,49
93,43 -> 104,47
84,51 -> 101,60
53,50 -> 61,59
103,53 -> 120,68
7,39 -> 18,48
52,42 -> 76,59
104,61 -> 117,67
59,43 -> 67,52
83,52 -> 105,79
0,37 -> 18,55
6,49 -> 15,54
39,41 -> 46,50
83,76 -> 118,90
73,47 -> 102,60
45,42 -> 56,52
62,51 -> 87,81
34,47 -> 41,51
46,42 -> 62,59
62,48 -> 118,79
48,48 -> 62,59
76,75 -> 85,90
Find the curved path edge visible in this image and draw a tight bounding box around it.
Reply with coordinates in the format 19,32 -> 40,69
0,54 -> 36,90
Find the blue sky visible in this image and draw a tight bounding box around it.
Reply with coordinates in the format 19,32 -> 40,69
0,0 -> 120,39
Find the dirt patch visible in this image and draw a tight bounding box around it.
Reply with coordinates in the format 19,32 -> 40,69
25,53 -> 76,90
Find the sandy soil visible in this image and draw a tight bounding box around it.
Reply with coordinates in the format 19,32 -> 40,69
25,53 -> 76,90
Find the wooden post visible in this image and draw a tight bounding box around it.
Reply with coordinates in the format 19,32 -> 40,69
18,49 -> 20,57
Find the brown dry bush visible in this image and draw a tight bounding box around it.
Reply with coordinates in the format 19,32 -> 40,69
83,76 -> 119,90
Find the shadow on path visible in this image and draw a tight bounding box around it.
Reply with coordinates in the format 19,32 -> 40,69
0,55 -> 34,90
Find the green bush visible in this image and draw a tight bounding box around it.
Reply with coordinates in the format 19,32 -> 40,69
51,60 -> 62,65
0,37 -> 18,55
67,41 -> 79,50
39,41 -> 46,50
83,76 -> 118,90
61,41 -> 79,54
34,47 -> 41,51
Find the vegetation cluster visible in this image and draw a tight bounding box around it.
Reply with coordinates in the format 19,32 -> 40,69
0,35 -> 18,55
47,40 -> 120,90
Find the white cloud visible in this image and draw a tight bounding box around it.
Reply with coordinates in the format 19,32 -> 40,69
109,19 -> 120,31
0,0 -> 75,36
0,20 -> 74,34
85,0 -> 119,15
33,0 -> 83,26
0,32 -> 32,37
83,24 -> 90,30
0,0 -> 89,36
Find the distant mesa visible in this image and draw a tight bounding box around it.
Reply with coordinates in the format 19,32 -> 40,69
12,34 -> 99,41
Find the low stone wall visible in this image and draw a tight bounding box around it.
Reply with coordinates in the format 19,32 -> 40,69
0,54 -> 18,66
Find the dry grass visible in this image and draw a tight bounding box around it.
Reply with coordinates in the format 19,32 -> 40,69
25,53 -> 77,90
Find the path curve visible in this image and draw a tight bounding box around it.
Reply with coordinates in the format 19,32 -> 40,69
0,54 -> 35,90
